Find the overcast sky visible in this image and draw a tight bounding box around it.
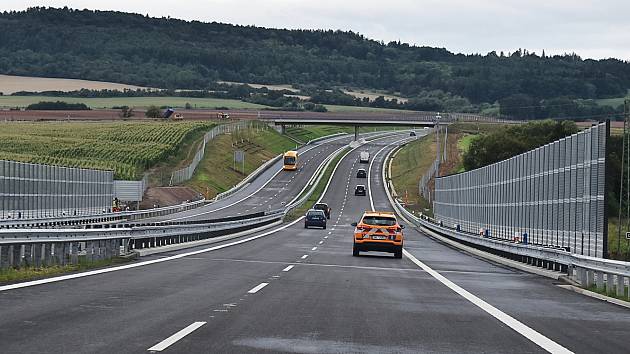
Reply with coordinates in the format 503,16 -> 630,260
3,0 -> 629,60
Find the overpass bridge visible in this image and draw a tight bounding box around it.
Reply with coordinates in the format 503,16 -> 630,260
257,111 -> 509,139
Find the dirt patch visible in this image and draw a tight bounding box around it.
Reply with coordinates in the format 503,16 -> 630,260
140,187 -> 203,209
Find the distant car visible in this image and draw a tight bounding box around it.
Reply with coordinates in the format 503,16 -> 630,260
409,131 -> 416,136
359,151 -> 370,163
356,168 -> 367,178
313,202 -> 331,219
354,184 -> 367,196
305,209 -> 327,229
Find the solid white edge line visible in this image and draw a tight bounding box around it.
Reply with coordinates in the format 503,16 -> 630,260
282,265 -> 294,272
0,217 -> 305,292
247,282 -> 269,294
148,321 -> 206,352
376,136 -> 572,354
402,250 -> 572,354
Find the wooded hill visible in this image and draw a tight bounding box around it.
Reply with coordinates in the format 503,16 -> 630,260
1,7 -> 629,117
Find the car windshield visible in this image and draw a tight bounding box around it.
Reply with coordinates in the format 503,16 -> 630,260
308,211 -> 323,218
362,216 -> 397,226
284,156 -> 296,165
356,186 -> 364,190
314,204 -> 326,209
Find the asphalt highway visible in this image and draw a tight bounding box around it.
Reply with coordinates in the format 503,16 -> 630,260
138,132 -> 388,223
0,132 -> 628,353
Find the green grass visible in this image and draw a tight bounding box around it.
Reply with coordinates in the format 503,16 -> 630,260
390,135 -> 436,214
593,90 -> 630,107
0,121 -> 215,179
0,256 -> 131,284
186,125 -> 297,198
607,219 -> 630,260
457,134 -> 476,153
587,284 -> 629,302
0,95 -> 270,109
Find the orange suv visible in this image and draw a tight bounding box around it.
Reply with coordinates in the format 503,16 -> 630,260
351,211 -> 404,258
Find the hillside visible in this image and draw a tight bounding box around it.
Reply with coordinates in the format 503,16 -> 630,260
1,7 -> 629,116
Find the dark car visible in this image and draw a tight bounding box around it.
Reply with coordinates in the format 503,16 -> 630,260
356,168 -> 367,178
410,131 -> 416,137
305,209 -> 327,229
314,202 -> 331,219
354,185 -> 367,196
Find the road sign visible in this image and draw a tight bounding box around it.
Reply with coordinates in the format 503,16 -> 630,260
626,232 -> 630,240
234,150 -> 244,163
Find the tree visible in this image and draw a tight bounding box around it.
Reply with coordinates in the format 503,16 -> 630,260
119,106 -> 134,119
185,102 -> 192,109
145,105 -> 161,118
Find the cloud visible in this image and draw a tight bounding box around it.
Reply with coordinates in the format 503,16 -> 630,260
3,0 -> 629,59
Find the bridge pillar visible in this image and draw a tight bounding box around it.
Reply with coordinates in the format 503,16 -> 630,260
354,125 -> 359,141
280,124 -> 286,134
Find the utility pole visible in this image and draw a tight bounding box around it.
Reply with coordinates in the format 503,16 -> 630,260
618,99 -> 629,257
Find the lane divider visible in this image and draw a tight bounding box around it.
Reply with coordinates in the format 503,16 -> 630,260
247,282 -> 269,294
147,321 -> 207,352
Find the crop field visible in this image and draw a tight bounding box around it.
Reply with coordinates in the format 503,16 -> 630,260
0,95 -> 270,109
0,74 -> 149,94
0,121 -> 215,179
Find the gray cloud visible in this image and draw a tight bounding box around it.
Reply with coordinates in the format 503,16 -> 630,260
3,0 -> 629,60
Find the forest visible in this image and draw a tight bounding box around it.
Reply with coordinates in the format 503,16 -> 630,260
1,7 -> 629,118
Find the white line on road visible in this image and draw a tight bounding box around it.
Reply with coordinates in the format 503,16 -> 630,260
282,265 -> 294,272
301,255 -> 309,259
318,241 -> 323,244
402,250 -> 572,354
247,282 -> 269,294
148,322 -> 206,352
311,247 -> 318,251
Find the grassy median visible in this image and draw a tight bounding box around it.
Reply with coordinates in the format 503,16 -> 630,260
286,147 -> 350,220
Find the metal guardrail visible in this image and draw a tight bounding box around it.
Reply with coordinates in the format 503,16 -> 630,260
382,144 -> 630,300
0,199 -> 209,229
0,210 -> 284,269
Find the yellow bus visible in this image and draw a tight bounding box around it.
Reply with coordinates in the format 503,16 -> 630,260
283,150 -> 298,171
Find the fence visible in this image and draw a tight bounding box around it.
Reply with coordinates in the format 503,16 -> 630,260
0,160 -> 113,220
170,121 -> 250,185
113,174 -> 149,202
433,121 -> 608,258
418,126 -> 446,202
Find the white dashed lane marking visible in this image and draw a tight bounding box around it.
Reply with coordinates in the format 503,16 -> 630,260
247,282 -> 269,294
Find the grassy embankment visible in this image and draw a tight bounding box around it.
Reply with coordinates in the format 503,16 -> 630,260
185,125 -> 355,199
0,121 -> 215,179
